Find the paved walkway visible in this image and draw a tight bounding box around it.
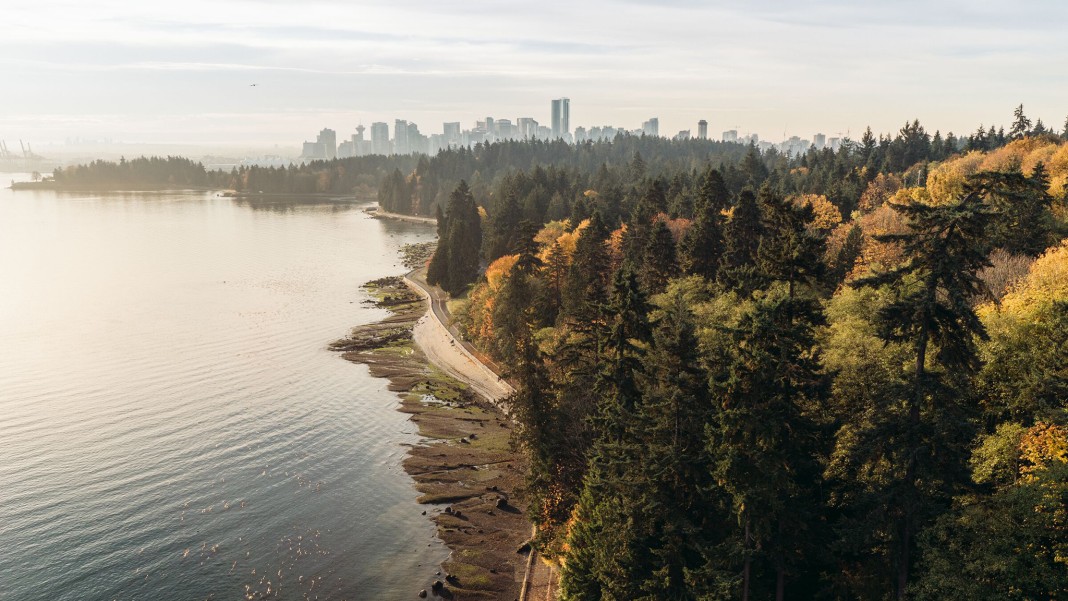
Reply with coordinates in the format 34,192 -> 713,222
404,267 -> 557,600
404,268 -> 514,404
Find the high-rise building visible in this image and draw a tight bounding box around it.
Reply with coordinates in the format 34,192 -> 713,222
813,133 -> 827,150
698,120 -> 708,140
642,118 -> 659,137
674,130 -> 691,141
393,119 -> 409,155
551,98 -> 570,139
722,129 -> 739,143
574,126 -> 588,143
517,117 -> 538,139
443,122 -> 461,146
301,141 -> 326,160
406,122 -> 428,155
317,128 -> 337,160
370,122 -> 390,155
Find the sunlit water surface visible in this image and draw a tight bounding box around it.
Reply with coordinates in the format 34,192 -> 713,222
0,183 -> 446,600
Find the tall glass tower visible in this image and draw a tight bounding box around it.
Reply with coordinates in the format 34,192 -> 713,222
551,98 -> 570,139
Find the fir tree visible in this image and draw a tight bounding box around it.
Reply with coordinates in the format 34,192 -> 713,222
720,189 -> 764,292
1010,104 -> 1032,140
681,168 -> 729,280
427,180 -> 482,295
852,187 -> 995,599
641,220 -> 679,293
709,290 -> 828,601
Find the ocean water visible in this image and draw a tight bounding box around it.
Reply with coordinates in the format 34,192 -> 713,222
0,185 -> 446,600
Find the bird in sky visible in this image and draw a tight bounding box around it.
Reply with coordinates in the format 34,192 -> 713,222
250,83 -> 257,87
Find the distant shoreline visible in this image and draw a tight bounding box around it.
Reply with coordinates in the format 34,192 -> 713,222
365,205 -> 437,224
6,181 -> 377,204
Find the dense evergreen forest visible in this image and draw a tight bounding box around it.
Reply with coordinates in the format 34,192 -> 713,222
424,108 -> 1068,600
50,154 -> 417,195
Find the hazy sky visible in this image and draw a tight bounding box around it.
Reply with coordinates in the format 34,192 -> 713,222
3,0 -> 1067,148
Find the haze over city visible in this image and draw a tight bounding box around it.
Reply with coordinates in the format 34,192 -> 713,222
4,0 -> 1068,149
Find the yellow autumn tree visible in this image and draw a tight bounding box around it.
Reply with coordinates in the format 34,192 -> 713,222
790,193 -> 842,235
1019,422 -> 1068,482
463,254 -> 519,347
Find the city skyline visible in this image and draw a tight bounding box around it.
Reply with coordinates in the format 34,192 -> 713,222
295,98 -> 849,163
3,1 -> 1067,146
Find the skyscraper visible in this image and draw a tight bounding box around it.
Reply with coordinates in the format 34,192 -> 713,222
394,119 -> 409,155
443,122 -> 461,146
698,120 -> 708,140
317,128 -> 337,160
371,122 -> 390,155
517,118 -> 538,140
551,98 -> 570,139
642,118 -> 659,137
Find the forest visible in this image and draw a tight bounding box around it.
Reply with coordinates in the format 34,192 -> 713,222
422,108 -> 1068,600
49,154 -> 416,195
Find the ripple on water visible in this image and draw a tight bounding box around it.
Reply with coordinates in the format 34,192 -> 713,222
0,193 -> 446,600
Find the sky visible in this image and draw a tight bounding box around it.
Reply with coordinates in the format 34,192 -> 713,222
2,0 -> 1067,149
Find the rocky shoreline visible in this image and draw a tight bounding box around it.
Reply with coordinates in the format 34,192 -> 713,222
331,262 -> 531,600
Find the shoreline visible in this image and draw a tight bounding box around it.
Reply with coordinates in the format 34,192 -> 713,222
366,206 -> 439,225
331,266 -> 532,600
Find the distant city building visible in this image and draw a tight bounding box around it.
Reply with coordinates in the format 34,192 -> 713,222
429,133 -> 446,155
370,122 -> 390,155
301,141 -> 326,160
674,130 -> 691,141
698,120 -> 708,140
813,133 -> 827,150
574,126 -> 588,143
317,128 -> 337,160
443,122 -> 461,146
353,124 -> 372,156
551,98 -> 570,139
393,119 -> 409,155
337,140 -> 355,158
723,129 -> 738,143
642,118 -> 659,137
517,117 -> 538,140
828,137 -> 842,152
406,122 -> 428,155
777,135 -> 810,156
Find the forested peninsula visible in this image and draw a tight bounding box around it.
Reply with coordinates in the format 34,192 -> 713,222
417,111 -> 1068,600
32,108 -> 1068,598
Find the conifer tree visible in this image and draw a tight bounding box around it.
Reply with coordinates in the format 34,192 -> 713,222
1010,104 -> 1032,139
756,187 -> 827,296
560,269 -> 652,601
741,142 -> 768,187
981,166 -> 1055,256
709,290 -> 828,601
562,211 -> 611,323
681,168 -> 729,280
720,189 -> 764,292
851,187 -> 995,599
641,220 -> 679,293
484,189 -> 522,261
427,180 -> 482,295
633,290 -> 724,600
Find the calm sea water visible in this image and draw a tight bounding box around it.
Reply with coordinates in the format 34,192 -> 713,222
0,182 -> 447,600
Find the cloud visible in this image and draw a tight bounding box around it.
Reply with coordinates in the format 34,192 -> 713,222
2,0 -> 1066,144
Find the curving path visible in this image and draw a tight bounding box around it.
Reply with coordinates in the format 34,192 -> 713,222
404,268 -> 514,405
403,267 -> 558,600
